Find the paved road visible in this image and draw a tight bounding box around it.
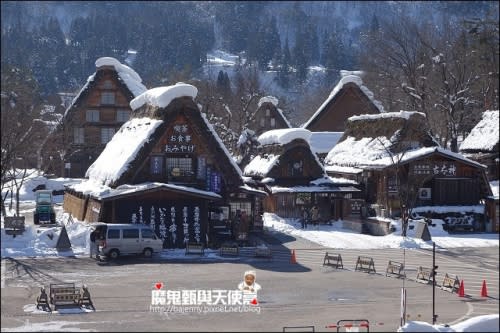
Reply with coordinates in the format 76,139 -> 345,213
1,230 -> 498,332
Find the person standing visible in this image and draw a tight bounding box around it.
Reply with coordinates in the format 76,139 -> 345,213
310,205 -> 319,226
89,229 -> 98,259
301,207 -> 309,229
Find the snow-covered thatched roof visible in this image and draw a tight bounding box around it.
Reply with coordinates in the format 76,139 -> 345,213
258,128 -> 312,146
86,83 -> 244,188
460,110 -> 499,152
64,57 -> 147,118
325,111 -> 486,173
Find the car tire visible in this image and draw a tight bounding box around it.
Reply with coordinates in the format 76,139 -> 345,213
143,248 -> 153,258
108,249 -> 119,260
34,213 -> 39,225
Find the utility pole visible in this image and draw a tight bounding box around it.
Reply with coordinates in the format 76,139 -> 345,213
432,241 -> 438,324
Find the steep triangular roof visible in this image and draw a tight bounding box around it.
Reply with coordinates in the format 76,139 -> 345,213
302,72 -> 384,130
244,128 -> 326,181
86,83 -> 244,189
324,111 -> 438,170
63,57 -> 147,119
460,110 -> 499,153
256,96 -> 292,128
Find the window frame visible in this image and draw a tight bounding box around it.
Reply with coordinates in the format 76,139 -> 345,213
101,127 -> 115,144
86,109 -> 100,122
101,92 -> 115,105
73,127 -> 84,144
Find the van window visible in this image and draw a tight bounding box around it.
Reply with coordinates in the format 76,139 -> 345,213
142,228 -> 155,239
108,229 -> 120,239
123,229 -> 139,239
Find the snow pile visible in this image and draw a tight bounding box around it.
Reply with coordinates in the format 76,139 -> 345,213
263,213 -> 499,250
95,56 -> 147,97
398,314 -> 499,332
258,128 -> 312,146
459,110 -> 499,151
86,117 -> 163,185
130,83 -> 198,111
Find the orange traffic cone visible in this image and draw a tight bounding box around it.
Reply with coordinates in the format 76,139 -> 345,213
458,280 -> 465,297
481,280 -> 488,297
290,249 -> 297,264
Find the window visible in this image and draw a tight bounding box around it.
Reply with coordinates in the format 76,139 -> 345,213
116,109 -> 130,122
86,109 -> 100,122
142,229 -> 155,239
102,80 -> 113,89
108,229 -> 120,239
270,117 -> 276,127
123,229 -> 139,239
101,128 -> 115,144
101,92 -> 115,105
74,127 -> 84,144
265,108 -> 270,116
260,118 -> 265,127
288,160 -> 303,176
167,157 -> 193,178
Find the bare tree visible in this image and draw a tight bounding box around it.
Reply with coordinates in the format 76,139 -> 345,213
1,65 -> 43,216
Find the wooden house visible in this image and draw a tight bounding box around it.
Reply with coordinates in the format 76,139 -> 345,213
63,83 -> 266,248
243,128 -> 360,221
459,110 -> 499,181
303,71 -> 383,132
324,111 -> 493,231
44,57 -> 147,178
248,96 -> 291,137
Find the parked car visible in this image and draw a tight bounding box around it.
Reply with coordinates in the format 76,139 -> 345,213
34,190 -> 56,225
91,223 -> 163,260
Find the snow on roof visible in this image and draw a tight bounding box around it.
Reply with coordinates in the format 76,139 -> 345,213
325,136 -> 392,168
326,137 -> 486,169
348,110 -> 425,122
258,128 -> 312,146
302,72 -> 384,128
257,96 -> 279,108
86,117 -> 163,185
68,180 -> 221,200
269,184 -> 359,194
130,83 -> 198,111
309,132 -> 343,154
277,108 -> 293,128
324,165 -> 363,174
243,154 -> 280,177
63,57 -> 146,119
95,57 -> 147,97
459,110 -> 499,151
200,112 -> 244,180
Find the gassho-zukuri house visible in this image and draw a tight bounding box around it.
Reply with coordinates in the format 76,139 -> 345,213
243,128 -> 360,221
323,111 -> 494,232
63,83 -> 266,249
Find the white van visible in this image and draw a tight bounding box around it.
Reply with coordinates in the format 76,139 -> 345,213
91,223 -> 163,260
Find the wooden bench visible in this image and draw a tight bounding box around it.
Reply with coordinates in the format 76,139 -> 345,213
219,245 -> 239,257
441,273 -> 460,293
355,256 -> 376,274
49,283 -> 80,309
416,266 -> 434,284
254,246 -> 272,259
185,243 -> 205,255
323,252 -> 343,269
385,260 -> 406,279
